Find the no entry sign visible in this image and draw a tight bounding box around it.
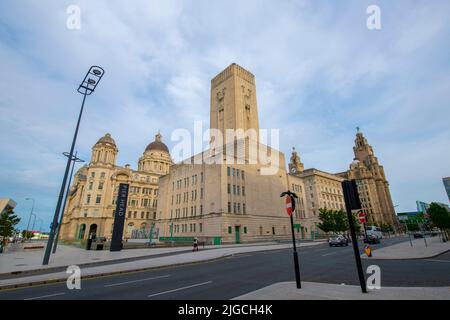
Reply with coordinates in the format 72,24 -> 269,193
285,195 -> 293,216
358,210 -> 366,223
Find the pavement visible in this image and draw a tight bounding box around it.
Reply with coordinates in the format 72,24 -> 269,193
0,241 -> 324,290
233,281 -> 450,300
0,240 -> 305,275
362,235 -> 450,259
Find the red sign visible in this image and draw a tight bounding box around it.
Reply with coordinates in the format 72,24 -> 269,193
285,196 -> 293,216
358,210 -> 366,223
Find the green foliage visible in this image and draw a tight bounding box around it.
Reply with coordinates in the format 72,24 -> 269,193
317,208 -> 359,234
0,208 -> 21,245
317,208 -> 335,233
21,230 -> 34,239
428,202 -> 450,229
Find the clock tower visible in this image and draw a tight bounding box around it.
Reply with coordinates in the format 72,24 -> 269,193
289,147 -> 304,174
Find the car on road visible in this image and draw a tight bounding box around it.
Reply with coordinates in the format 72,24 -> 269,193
364,234 -> 381,244
413,232 -> 424,238
365,225 -> 383,239
328,235 -> 349,247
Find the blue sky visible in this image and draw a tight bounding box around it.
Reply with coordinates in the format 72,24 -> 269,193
1,0 -> 449,231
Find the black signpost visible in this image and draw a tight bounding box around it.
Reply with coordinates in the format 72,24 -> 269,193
110,183 -> 129,252
280,190 -> 301,289
341,180 -> 367,293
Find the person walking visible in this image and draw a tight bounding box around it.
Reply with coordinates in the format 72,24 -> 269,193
193,237 -> 199,252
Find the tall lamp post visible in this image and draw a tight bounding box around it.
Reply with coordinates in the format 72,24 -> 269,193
30,213 -> 36,239
25,198 -> 35,238
43,66 -> 104,265
52,151 -> 85,254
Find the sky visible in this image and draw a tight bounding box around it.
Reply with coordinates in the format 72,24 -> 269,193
1,0 -> 449,231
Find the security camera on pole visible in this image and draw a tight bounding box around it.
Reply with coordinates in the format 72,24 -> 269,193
280,190 -> 301,289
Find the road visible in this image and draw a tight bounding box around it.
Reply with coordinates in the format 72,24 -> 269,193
0,236 -> 449,300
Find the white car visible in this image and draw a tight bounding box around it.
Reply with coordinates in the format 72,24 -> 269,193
365,225 -> 383,239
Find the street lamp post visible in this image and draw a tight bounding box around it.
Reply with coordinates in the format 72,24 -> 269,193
30,213 -> 36,239
25,198 -> 35,238
52,151 -> 84,254
42,66 -> 104,265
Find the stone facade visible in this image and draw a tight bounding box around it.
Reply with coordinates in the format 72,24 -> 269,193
337,130 -> 399,228
60,63 -> 398,244
59,133 -> 173,241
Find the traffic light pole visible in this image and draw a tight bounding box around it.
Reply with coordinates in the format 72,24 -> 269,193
342,180 -> 367,293
289,212 -> 301,289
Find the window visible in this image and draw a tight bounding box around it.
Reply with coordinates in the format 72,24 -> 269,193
237,186 -> 240,195
86,194 -> 91,204
272,226 -> 275,235
242,187 -> 245,196
95,195 -> 101,204
228,226 -> 232,234
237,169 -> 240,177
243,203 -> 246,214
141,212 -> 144,219
233,203 -> 236,213
227,167 -> 230,176
100,172 -> 106,178
153,212 -> 156,219
146,212 -> 149,219
199,223 -> 203,232
133,212 -> 137,219
91,172 -> 95,178
233,185 -> 236,195
241,170 -> 245,180
88,182 -> 93,190
98,182 -> 104,190
128,211 -> 131,218
227,184 -> 231,194
237,203 -> 241,213
232,168 -> 235,176
201,172 -> 204,182
200,205 -> 203,215
244,226 -> 247,234
228,202 -> 231,213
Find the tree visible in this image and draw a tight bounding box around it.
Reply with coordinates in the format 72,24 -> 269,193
428,202 -> 450,241
22,230 -> 34,239
317,208 -> 360,235
317,208 -> 335,234
0,208 -> 21,248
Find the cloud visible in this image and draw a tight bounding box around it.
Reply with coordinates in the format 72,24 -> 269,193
1,0 -> 450,230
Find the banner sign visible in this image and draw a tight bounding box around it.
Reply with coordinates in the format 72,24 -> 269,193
110,183 -> 129,251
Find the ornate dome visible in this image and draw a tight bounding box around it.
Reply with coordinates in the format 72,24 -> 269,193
95,133 -> 116,147
145,132 -> 169,153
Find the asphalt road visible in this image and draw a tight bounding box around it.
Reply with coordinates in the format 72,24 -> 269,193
0,236 -> 449,300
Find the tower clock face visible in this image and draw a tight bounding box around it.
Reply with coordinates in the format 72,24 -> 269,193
291,167 -> 297,174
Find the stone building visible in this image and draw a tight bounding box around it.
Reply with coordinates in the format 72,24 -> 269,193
59,132 -> 173,241
337,129 -> 399,228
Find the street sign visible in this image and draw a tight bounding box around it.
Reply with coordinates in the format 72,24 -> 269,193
398,215 -> 408,221
285,195 -> 293,216
357,210 -> 366,223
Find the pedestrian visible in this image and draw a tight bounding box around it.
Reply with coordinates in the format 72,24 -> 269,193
193,237 -> 199,252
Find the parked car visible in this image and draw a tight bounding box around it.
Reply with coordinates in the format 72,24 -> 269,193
364,234 -> 381,244
413,232 -> 424,238
328,235 -> 349,247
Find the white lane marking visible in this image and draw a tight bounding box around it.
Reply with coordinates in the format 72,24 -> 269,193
24,292 -> 66,300
147,281 -> 212,298
322,252 -> 337,257
425,259 -> 450,263
104,275 -> 170,287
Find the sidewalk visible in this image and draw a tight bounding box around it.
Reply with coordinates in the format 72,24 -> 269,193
0,242 -> 323,290
234,281 -> 450,300
1,241 -> 314,275
362,236 -> 450,260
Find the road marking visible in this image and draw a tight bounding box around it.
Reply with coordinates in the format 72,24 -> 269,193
425,259 -> 450,263
24,292 -> 66,300
104,275 -> 170,287
322,252 -> 337,256
147,281 -> 212,298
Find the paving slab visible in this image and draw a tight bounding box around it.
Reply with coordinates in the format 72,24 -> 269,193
233,281 -> 450,300
0,242 -> 323,290
362,236 -> 450,260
